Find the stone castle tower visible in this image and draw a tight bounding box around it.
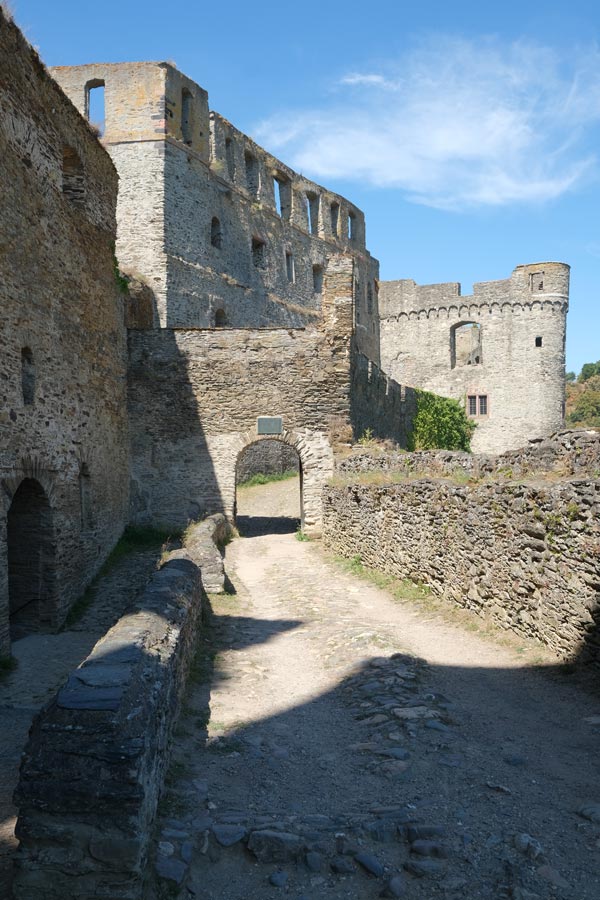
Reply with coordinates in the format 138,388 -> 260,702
379,263 -> 569,453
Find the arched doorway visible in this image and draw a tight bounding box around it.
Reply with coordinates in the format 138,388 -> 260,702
235,439 -> 302,536
7,478 -> 57,641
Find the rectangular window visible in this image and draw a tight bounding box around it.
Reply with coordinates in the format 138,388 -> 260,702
468,395 -> 477,416
479,395 -> 488,416
285,251 -> 295,282
330,201 -> 340,236
348,210 -> 356,240
273,175 -> 291,219
244,151 -> 259,196
306,192 -> 319,235
535,336 -> 543,347
252,237 -> 266,268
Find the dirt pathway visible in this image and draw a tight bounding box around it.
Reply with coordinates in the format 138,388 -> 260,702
148,479 -> 600,900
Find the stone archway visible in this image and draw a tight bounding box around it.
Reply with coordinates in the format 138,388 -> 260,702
235,439 -> 303,535
231,430 -> 333,536
6,478 -> 57,641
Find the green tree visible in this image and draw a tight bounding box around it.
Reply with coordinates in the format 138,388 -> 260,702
408,389 -> 476,451
565,371 -> 576,383
578,360 -> 600,383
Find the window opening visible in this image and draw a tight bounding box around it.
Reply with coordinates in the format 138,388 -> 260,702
312,264 -> 323,294
21,347 -> 35,406
529,271 -> 544,291
348,210 -> 356,240
479,395 -> 488,416
215,309 -> 227,327
85,79 -> 105,136
535,336 -> 543,348
181,88 -> 193,145
62,146 -> 85,206
252,237 -> 266,268
245,151 -> 259,196
285,251 -> 295,283
210,216 -> 222,249
330,201 -> 340,236
367,283 -> 373,315
468,395 -> 477,416
225,138 -> 235,179
451,322 -> 482,368
273,175 -> 291,219
306,192 -> 319,235
79,463 -> 93,530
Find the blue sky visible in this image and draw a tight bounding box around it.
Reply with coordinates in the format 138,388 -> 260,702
12,0 -> 599,373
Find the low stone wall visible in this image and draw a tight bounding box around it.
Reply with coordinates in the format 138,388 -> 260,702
12,552 -> 205,900
175,513 -> 231,594
236,441 -> 299,483
324,463 -> 600,667
336,429 -> 600,479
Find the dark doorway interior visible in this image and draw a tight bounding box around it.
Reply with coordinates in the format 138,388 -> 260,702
7,478 -> 56,641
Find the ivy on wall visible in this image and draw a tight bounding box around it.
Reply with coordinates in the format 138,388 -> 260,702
407,389 -> 475,452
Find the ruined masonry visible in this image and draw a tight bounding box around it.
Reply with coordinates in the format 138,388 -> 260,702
0,9 -> 570,655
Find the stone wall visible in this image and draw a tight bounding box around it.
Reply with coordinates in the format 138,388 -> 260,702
50,62 -> 381,363
237,441 -> 300,483
324,432 -> 600,666
0,11 -> 129,655
350,351 -> 417,446
12,551 -> 205,899
379,263 -> 569,454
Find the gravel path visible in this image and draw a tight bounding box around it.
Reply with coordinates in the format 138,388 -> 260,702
147,478 -> 600,900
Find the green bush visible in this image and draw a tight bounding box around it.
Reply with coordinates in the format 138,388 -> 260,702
407,389 -> 475,452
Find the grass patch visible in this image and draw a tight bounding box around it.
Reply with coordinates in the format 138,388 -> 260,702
337,554 -> 432,602
238,469 -> 298,488
295,527 -> 310,542
63,526 -> 178,628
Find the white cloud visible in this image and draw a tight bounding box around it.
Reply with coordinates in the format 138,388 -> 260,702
255,36 -> 600,210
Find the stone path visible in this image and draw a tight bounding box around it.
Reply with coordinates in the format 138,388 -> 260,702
0,547 -> 162,896
146,478 -> 600,900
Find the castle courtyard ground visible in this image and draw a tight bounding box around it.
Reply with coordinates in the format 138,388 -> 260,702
145,478 -> 600,899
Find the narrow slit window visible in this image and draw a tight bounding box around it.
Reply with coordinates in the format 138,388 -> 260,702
285,251 -> 295,283
273,175 -> 291,219
79,463 -> 93,530
62,146 -> 85,206
181,88 -> 193,145
312,264 -> 323,294
85,79 -> 105,136
21,347 -> 35,406
252,237 -> 266,268
535,336 -> 543,348
330,201 -> 340,236
210,216 -> 222,249
245,151 -> 259,196
367,283 -> 373,314
348,210 -> 356,240
225,137 -> 235,179
306,192 -> 319,235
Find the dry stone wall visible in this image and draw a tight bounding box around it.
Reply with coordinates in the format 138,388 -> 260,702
379,264 -> 569,454
325,431 -> 600,666
0,11 -> 129,655
13,558 -> 200,898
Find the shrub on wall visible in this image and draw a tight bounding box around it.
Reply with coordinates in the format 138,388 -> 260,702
407,389 -> 476,452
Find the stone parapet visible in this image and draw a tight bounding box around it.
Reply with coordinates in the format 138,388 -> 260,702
12,553 -> 206,900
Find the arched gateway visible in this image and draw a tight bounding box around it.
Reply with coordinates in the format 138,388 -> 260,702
231,429 -> 334,536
